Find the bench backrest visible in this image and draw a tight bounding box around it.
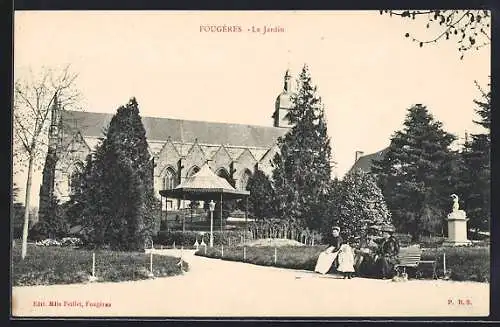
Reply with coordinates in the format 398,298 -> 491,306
396,246 -> 423,266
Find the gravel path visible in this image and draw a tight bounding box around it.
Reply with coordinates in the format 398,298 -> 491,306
12,249 -> 489,317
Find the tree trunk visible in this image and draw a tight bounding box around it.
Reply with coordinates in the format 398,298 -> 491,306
21,154 -> 35,260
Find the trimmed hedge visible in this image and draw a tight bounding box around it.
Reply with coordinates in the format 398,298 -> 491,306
196,245 -> 490,282
12,242 -> 187,286
152,230 -> 252,247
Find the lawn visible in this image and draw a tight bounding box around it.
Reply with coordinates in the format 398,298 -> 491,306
195,244 -> 490,282
11,241 -> 188,286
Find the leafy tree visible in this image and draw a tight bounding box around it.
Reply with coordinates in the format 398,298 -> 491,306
29,198 -> 68,240
13,65 -> 81,259
12,184 -> 28,239
334,169 -> 392,242
271,64 -> 333,231
371,104 -> 457,240
459,82 -> 490,233
380,10 -> 491,59
246,168 -> 276,220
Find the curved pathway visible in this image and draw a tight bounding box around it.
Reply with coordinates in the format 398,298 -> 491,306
12,249 -> 489,317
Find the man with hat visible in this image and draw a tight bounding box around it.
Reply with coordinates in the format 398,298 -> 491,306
376,225 -> 400,279
314,225 -> 344,274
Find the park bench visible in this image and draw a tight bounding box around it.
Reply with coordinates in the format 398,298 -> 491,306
394,246 -> 437,279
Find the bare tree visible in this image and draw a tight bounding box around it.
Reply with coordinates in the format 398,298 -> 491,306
381,10 -> 491,59
13,64 -> 81,259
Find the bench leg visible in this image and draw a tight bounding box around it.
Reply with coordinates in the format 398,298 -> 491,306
402,267 -> 408,280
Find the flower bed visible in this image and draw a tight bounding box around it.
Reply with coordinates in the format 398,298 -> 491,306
12,241 -> 187,286
195,244 -> 489,282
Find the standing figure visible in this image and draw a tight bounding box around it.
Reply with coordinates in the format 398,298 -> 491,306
314,226 -> 344,274
338,243 -> 356,279
376,225 -> 400,279
450,194 -> 460,212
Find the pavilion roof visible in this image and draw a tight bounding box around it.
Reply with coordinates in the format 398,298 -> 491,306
159,163 -> 250,200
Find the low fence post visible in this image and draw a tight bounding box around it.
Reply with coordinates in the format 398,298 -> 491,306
221,244 -> 224,257
443,252 -> 446,278
149,252 -> 154,277
89,252 -> 97,282
92,252 -> 95,277
243,246 -> 246,261
274,247 -> 277,265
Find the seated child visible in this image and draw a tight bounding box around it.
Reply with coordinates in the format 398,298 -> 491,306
337,243 -> 356,279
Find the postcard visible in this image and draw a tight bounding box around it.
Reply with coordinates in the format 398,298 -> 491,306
11,10 -> 491,318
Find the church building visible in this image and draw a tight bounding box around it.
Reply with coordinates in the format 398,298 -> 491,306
39,70 -> 297,213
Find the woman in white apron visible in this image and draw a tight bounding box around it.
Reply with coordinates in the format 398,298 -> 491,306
314,226 -> 343,274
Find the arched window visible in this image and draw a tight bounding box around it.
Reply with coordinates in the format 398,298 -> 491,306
67,161 -> 84,195
187,166 -> 200,177
163,167 -> 177,190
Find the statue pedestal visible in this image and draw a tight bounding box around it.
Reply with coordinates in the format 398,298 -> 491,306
443,210 -> 472,246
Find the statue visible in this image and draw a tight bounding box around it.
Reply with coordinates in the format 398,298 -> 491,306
450,194 -> 459,212
444,193 -> 471,246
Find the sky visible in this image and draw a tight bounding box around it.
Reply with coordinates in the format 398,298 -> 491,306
13,11 -> 490,206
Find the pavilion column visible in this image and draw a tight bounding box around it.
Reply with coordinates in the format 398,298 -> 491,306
160,195 -> 164,230
245,195 -> 248,242
182,194 -> 186,233
220,192 -> 223,239
164,194 -> 168,231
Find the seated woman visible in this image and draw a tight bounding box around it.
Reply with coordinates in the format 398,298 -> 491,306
314,226 -> 343,274
355,230 -> 382,278
375,225 -> 400,279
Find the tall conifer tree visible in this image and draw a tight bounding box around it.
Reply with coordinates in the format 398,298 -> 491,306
371,104 -> 456,240
272,65 -> 332,230
78,98 -> 158,250
459,84 -> 490,233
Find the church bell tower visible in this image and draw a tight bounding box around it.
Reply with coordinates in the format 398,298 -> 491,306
38,93 -> 61,223
273,69 -> 295,128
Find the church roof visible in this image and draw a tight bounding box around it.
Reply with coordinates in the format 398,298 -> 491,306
61,110 -> 287,148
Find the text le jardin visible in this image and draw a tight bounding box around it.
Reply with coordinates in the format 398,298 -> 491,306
199,25 -> 285,35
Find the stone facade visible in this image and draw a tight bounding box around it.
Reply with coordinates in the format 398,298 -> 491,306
44,71 -> 295,211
